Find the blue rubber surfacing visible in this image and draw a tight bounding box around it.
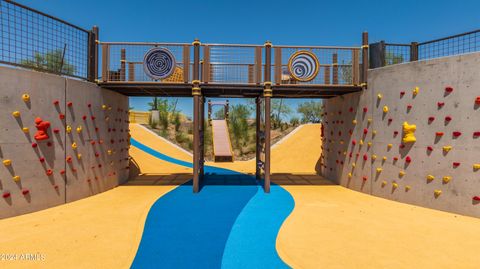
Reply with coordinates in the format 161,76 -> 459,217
130,138 -> 294,269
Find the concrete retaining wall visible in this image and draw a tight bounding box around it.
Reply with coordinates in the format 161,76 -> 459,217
0,66 -> 130,219
321,52 -> 480,217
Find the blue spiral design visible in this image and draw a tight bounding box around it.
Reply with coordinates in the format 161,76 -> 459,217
289,51 -> 318,81
143,47 -> 176,80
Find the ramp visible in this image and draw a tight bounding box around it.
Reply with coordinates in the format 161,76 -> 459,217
211,120 -> 234,162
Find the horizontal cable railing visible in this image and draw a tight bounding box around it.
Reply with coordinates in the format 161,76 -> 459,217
0,0 -> 93,80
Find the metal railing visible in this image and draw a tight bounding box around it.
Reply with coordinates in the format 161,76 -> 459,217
370,29 -> 480,68
100,41 -> 366,87
0,0 -> 97,80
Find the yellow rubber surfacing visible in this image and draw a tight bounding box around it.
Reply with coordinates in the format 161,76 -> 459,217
1,123 -> 480,268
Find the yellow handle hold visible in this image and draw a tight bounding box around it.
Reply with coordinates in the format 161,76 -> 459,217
382,156 -> 387,161
413,86 -> 419,95
72,142 -> 77,150
66,125 -> 72,134
434,190 -> 442,197
3,159 -> 12,166
402,121 -> 417,143
376,167 -> 383,173
387,143 -> 393,149
76,126 -> 83,133
443,146 -> 452,152
474,164 -> 480,170
399,171 -> 405,177
392,182 -> 399,189
426,175 -> 435,181
12,111 -> 20,117
77,154 -> 82,159
359,139 -> 364,145
443,176 -> 452,183
383,106 -> 389,113
22,94 -> 30,102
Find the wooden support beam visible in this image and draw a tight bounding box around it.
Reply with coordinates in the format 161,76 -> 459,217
352,49 -> 360,85
128,63 -> 135,81
264,41 -> 272,193
255,46 -> 262,84
274,47 -> 282,85
183,45 -> 190,83
332,53 -> 338,85
200,96 -> 205,180
362,32 -> 369,87
192,39 -> 201,193
101,44 -> 109,82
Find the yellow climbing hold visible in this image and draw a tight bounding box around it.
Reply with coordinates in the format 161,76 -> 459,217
413,86 -> 419,95
405,185 -> 411,191
402,122 -> 417,143
22,93 -> 30,102
427,175 -> 435,181
359,139 -> 364,145
377,93 -> 383,99
381,181 -> 387,187
399,171 -> 405,177
72,142 -> 77,150
434,190 -> 442,198
76,126 -> 82,133
443,146 -> 452,152
347,172 -> 352,178
372,130 -> 377,135
3,159 -> 12,166
102,104 -> 107,110
392,182 -> 399,189
22,127 -> 29,133
352,119 -> 357,125
383,106 -> 389,113
371,154 -> 377,160
352,163 -> 356,168
107,150 -> 113,155
387,144 -> 393,149
66,125 -> 72,134
367,118 -> 373,123
77,153 -> 82,159
13,175 -> 20,182
443,176 -> 452,183
474,164 -> 480,170
376,167 -> 383,173
382,156 -> 387,161
367,142 -> 372,147
12,111 -> 20,117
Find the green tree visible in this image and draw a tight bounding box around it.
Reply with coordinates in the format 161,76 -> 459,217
385,52 -> 404,65
21,49 -> 75,75
297,101 -> 322,123
213,107 -> 226,120
228,104 -> 251,150
271,99 -> 292,129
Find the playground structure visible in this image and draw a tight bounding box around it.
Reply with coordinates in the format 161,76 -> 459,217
0,0 -> 480,219
208,100 -> 234,162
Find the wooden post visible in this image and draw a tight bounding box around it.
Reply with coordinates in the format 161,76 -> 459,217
332,53 -> 338,84
203,45 -> 210,83
128,63 -> 135,81
101,44 -> 109,82
352,49 -> 360,85
274,47 -> 282,85
88,26 -> 99,82
362,32 -> 369,87
192,39 -> 201,193
410,42 -> 419,62
324,66 -> 330,85
255,46 -> 262,84
183,45 -> 190,83
255,97 -> 261,180
120,48 -> 126,81
264,41 -> 272,193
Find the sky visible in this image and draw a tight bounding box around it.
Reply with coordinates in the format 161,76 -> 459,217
17,0 -> 480,119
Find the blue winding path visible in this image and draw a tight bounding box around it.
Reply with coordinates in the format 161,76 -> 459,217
130,138 -> 294,269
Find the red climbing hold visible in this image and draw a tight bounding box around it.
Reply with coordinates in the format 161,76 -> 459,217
445,116 -> 452,121
53,128 -> 60,133
407,104 -> 412,109
474,131 -> 480,137
427,146 -> 433,151
60,170 -> 66,175
363,128 -> 368,134
394,131 -> 399,135
39,157 -> 45,163
473,196 -> 480,201
349,107 -> 354,112
400,91 -> 405,96
34,117 -> 50,141
91,116 -> 96,120
363,107 -> 368,113
2,192 -> 11,198
428,116 -> 435,122
452,131 -> 462,137
405,156 -> 412,163
437,102 -> 445,107
399,144 -> 405,149
362,176 -> 368,181
66,156 -> 72,163
91,141 -> 96,145
32,142 -> 38,148
82,115 -> 87,120
352,140 -> 356,145
445,86 -> 454,93
46,169 -> 53,176
476,97 -> 480,105
453,162 -> 460,167
87,103 -> 92,108
53,100 -> 59,105
363,154 -> 368,161
67,102 -> 73,107
22,189 -> 29,195
388,118 -> 393,123
59,113 -> 65,120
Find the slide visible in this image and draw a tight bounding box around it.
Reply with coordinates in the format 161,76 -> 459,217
211,119 -> 234,162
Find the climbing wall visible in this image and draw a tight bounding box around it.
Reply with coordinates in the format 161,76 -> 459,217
321,52 -> 480,217
0,66 -> 130,218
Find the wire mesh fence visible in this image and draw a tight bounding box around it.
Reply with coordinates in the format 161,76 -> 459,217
373,29 -> 480,68
0,0 -> 91,79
